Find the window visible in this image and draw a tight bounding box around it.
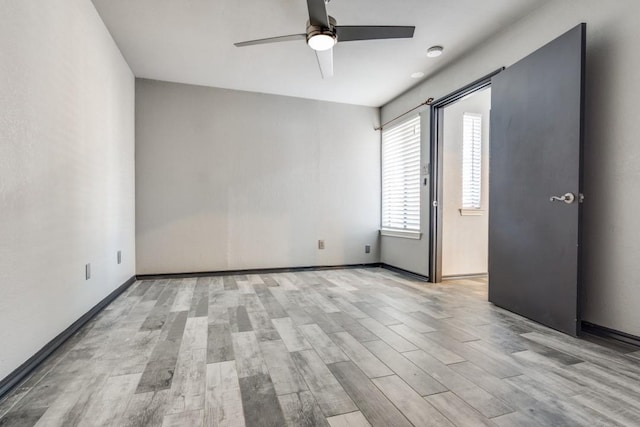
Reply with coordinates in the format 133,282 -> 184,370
462,113 -> 482,209
381,115 -> 421,234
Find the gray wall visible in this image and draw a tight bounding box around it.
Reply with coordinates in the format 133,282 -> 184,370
442,89 -> 491,277
135,79 -> 380,275
0,0 -> 135,379
381,0 -> 640,336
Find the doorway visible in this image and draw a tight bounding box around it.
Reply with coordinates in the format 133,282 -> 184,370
441,88 -> 491,279
428,70 -> 502,283
428,24 -> 585,336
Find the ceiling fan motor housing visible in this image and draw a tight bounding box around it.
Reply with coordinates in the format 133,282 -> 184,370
306,15 -> 338,49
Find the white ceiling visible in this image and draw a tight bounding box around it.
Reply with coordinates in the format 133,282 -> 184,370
92,0 -> 549,107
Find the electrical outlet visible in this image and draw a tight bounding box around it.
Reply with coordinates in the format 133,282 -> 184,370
85,263 -> 91,280
117,250 -> 122,264
365,245 -> 371,254
318,240 -> 325,250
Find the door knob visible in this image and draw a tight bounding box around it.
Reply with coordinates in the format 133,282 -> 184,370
549,192 -> 575,204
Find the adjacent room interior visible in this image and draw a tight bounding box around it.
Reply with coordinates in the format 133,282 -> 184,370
441,88 -> 491,280
2,0 -> 640,426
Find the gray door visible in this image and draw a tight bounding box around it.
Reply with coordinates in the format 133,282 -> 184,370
489,24 -> 585,336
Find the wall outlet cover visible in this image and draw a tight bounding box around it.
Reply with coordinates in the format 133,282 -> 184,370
318,240 -> 325,250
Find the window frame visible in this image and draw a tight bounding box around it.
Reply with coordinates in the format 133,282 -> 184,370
461,112 -> 482,211
380,115 -> 422,239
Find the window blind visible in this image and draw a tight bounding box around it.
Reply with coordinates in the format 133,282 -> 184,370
382,115 -> 421,231
462,113 -> 482,209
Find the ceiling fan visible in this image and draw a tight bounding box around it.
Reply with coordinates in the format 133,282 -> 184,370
234,0 -> 415,78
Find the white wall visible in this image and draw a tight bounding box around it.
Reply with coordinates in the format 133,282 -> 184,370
0,0 -> 135,380
135,79 -> 380,275
442,89 -> 491,277
381,0 -> 640,336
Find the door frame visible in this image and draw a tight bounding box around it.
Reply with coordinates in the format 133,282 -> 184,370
428,68 -> 504,283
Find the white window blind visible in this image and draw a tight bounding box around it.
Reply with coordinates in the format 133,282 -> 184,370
382,116 -> 421,231
462,113 -> 482,209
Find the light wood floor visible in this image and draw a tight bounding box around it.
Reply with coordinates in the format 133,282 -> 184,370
1,268 -> 640,426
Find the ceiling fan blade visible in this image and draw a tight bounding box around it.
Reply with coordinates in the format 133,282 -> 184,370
335,25 -> 415,42
307,0 -> 329,28
315,48 -> 334,79
234,34 -> 306,47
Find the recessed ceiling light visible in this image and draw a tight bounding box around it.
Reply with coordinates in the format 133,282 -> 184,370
427,46 -> 444,58
411,72 -> 425,79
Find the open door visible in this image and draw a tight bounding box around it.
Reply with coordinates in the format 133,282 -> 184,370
489,24 -> 585,336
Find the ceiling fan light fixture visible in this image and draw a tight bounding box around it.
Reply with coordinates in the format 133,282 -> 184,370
308,33 -> 336,51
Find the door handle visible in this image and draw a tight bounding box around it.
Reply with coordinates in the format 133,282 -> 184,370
549,192 -> 576,204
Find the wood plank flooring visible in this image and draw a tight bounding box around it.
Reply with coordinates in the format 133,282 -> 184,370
1,269 -> 640,426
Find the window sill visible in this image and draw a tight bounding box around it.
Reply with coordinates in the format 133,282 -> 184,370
459,209 -> 485,216
380,229 -> 422,240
